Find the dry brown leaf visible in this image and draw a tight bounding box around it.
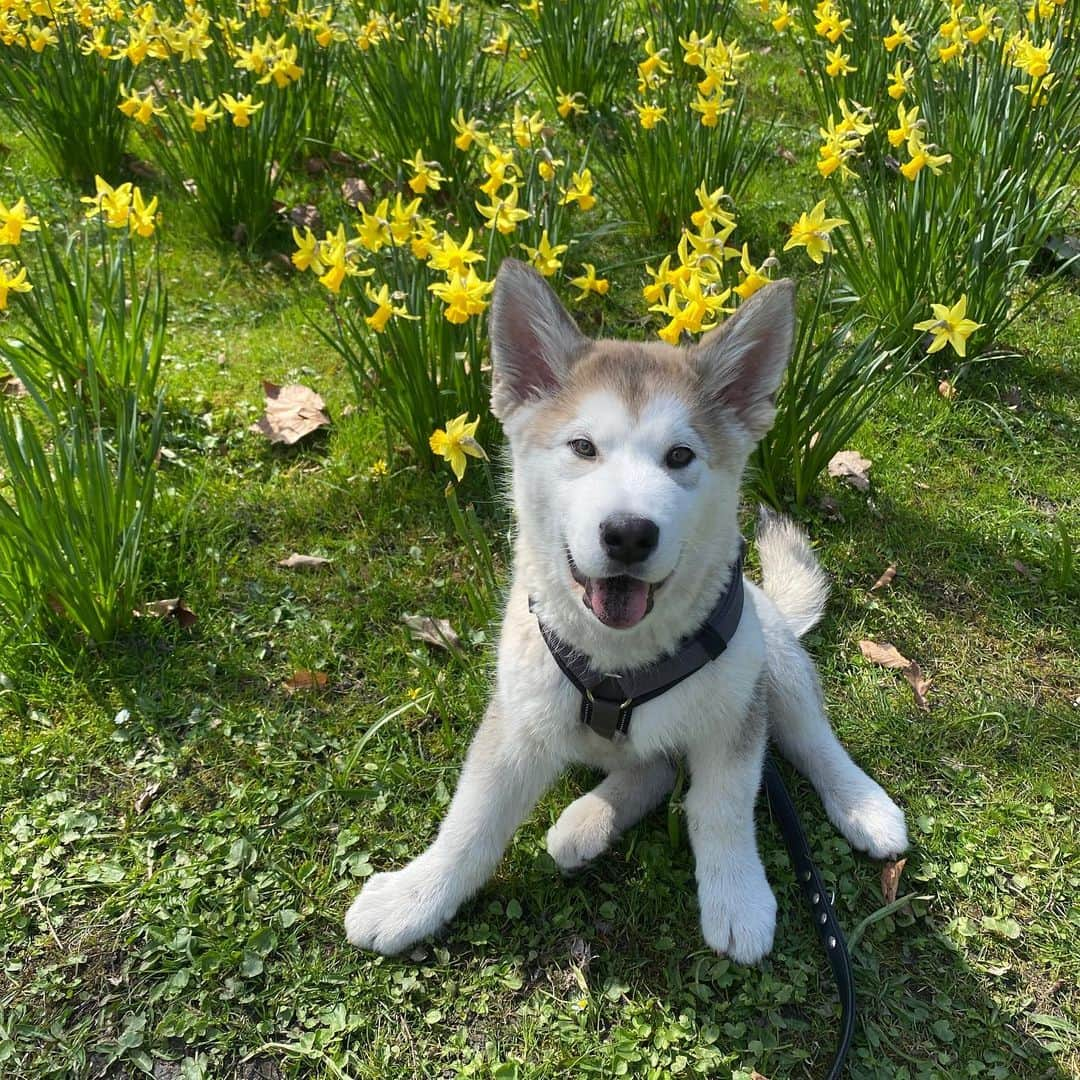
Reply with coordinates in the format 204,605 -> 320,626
1013,559 -> 1037,582
341,177 -> 371,208
403,614 -> 462,653
288,203 -> 323,234
827,449 -> 872,492
860,640 -> 931,710
871,564 -> 897,591
1002,386 -> 1022,411
141,597 -> 197,629
283,669 -> 329,693
859,639 -> 910,669
278,552 -> 332,570
776,145 -> 797,165
904,660 -> 932,711
1,374 -> 27,397
818,495 -> 844,522
937,379 -> 957,400
134,781 -> 162,814
250,382 -> 330,445
304,155 -> 328,175
881,857 -> 907,903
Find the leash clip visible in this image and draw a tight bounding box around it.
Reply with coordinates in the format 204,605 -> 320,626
581,689 -> 635,739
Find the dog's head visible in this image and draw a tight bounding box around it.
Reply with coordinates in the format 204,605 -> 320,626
490,259 -> 795,657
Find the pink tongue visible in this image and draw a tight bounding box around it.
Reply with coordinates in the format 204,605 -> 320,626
586,576 -> 651,629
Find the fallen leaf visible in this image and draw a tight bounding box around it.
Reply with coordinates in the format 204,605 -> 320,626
859,640 -> 910,669
283,670 -> 329,693
881,857 -> 907,903
141,597 -> 197,629
776,145 -> 797,165
937,379 -> 956,399
904,659 -> 932,711
1,374 -> 27,397
341,177 -> 371,208
288,203 -> 323,234
278,552 -> 333,570
403,614 -> 462,653
329,149 -> 359,172
304,155 -> 328,175
1013,559 -> 1037,582
126,157 -> 159,181
134,781 -> 162,814
871,564 -> 897,591
249,382 -> 330,445
860,640 -> 931,710
818,495 -> 844,521
828,450 -> 872,492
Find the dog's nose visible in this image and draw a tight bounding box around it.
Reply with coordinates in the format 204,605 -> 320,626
600,515 -> 660,565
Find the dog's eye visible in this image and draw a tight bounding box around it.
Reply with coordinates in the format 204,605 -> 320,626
569,438 -> 597,460
665,446 -> 695,469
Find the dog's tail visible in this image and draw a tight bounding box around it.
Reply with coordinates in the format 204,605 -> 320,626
755,508 -> 829,638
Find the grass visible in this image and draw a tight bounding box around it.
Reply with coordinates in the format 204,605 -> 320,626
2,18 -> 1079,1080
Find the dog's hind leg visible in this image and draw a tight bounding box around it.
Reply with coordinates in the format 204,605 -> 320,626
766,634 -> 908,859
546,757 -> 676,872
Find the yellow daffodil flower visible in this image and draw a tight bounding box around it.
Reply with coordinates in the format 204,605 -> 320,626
452,109 -> 483,151
887,102 -> 920,147
520,230 -> 568,277
364,282 -> 416,333
0,198 -> 41,247
356,198 -> 391,253
887,60 -> 915,99
81,176 -> 134,229
0,261 -> 32,309
291,226 -> 321,273
569,263 -> 609,301
771,3 -> 792,32
118,85 -> 166,125
783,200 -> 847,264
476,185 -> 531,235
913,295 -> 984,356
899,130 -> 952,181
825,45 -> 856,77
180,96 -> 223,133
129,187 -> 158,238
559,169 -> 596,211
428,228 -> 483,274
733,245 -> 773,301
220,93 -> 263,128
883,17 -> 915,51
556,89 -> 586,119
429,413 -> 487,481
404,150 -> 447,196
429,268 -> 495,324
679,31 -> 714,66
635,102 -> 667,129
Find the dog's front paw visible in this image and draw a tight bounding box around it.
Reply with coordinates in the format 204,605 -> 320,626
546,793 -> 617,873
344,859 -> 455,955
824,781 -> 908,861
698,863 -> 777,965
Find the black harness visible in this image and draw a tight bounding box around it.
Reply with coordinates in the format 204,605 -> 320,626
532,545 -> 856,1079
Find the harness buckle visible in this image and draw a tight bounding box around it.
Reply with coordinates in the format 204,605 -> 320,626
581,691 -> 635,739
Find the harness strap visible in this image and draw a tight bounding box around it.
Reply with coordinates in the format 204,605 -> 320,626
532,542 -> 746,739
764,754 -> 856,1079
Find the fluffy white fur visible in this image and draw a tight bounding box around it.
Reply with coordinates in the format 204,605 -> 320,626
344,262 -> 907,963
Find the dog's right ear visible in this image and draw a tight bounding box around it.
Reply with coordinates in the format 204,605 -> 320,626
489,258 -> 587,420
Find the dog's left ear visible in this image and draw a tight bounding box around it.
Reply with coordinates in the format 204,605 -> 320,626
692,278 -> 796,440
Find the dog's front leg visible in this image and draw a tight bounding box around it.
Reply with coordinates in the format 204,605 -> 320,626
345,701 -> 562,955
684,706 -> 776,965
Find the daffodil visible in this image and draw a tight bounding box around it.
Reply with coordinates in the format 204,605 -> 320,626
452,109 -> 483,151
913,295 -> 984,356
404,150 -> 447,196
180,96 -> 223,132
510,102 -> 545,148
825,45 -> 856,77
520,230 -> 568,277
887,102 -> 920,147
118,85 -> 165,125
635,102 -> 667,129
355,198 -> 391,253
0,261 -> 32,310
476,185 -> 531,235
560,169 -> 596,211
679,30 -> 713,65
569,264 -> 609,301
428,228 -> 483,274
556,89 -> 586,119
771,4 -> 792,33
291,226 -> 321,272
0,198 -> 40,247
81,176 -> 134,229
733,245 -> 773,300
220,93 -> 263,128
429,413 -> 487,481
899,130 -> 951,181
690,184 -> 732,231
364,282 -> 416,333
887,61 -> 915,99
783,200 -> 847,264
429,268 -> 495,324
129,187 -> 158,238
691,92 -> 731,126
883,17 -> 915,51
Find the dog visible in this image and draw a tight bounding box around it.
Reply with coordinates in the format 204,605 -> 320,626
345,259 -> 907,962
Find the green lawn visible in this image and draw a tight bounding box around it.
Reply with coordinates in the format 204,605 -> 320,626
1,15 -> 1079,1080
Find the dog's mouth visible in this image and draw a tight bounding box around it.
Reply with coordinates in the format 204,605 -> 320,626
568,553 -> 667,629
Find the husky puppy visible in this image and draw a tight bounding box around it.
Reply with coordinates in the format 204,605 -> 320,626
345,260 -> 907,962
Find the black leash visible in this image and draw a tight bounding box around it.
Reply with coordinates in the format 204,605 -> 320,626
532,542 -> 856,1077
763,753 -> 856,1079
